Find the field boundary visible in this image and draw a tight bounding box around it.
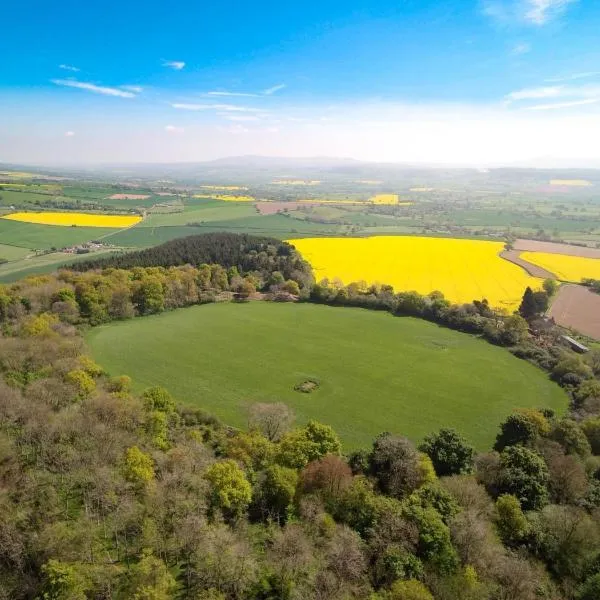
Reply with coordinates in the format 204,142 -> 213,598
500,249 -> 557,279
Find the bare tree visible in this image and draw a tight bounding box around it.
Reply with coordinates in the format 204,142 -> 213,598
247,403 -> 294,441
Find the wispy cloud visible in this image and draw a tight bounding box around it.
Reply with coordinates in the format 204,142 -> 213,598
507,86 -> 563,100
507,84 -> 600,102
162,60 -> 185,71
164,125 -> 184,133
525,0 -> 577,25
171,103 -> 263,113
511,42 -> 531,55
51,79 -> 136,98
483,0 -> 577,26
207,91 -> 258,97
121,85 -> 143,93
59,64 -> 80,72
263,83 -> 286,95
525,98 -> 600,110
546,71 -> 600,83
220,115 -> 260,122
64,131 -> 75,137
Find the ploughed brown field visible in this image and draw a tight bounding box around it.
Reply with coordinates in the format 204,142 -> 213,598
514,239 -> 600,259
548,284 -> 600,340
255,201 -> 301,215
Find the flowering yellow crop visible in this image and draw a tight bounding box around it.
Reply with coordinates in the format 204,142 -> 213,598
370,194 -> 400,205
1,212 -> 142,228
521,252 -> 600,283
550,179 -> 592,187
289,236 -> 543,310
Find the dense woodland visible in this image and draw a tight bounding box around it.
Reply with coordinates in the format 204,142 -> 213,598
72,234 -> 314,286
2,234 -> 600,599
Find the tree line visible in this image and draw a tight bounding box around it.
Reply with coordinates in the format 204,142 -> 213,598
1,301 -> 600,599
1,232 -> 600,598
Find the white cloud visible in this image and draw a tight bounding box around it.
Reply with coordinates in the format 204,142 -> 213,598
220,115 -> 260,122
59,64 -> 80,72
165,125 -> 184,133
172,103 -> 263,112
507,86 -> 563,100
525,98 -> 600,110
207,91 -> 258,97
511,42 -> 531,55
263,83 -> 286,95
64,131 -> 75,137
121,85 -> 143,93
546,71 -> 600,83
51,79 -> 136,98
525,0 -> 577,25
507,84 -> 600,104
483,0 -> 577,26
162,60 -> 185,70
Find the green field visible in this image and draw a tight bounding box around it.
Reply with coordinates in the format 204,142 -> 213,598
86,302 -> 567,450
0,219 -> 118,250
0,244 -> 31,261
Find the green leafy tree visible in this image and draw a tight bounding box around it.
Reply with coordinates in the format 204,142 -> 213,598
500,314 -> 529,345
123,446 -> 155,486
204,459 -> 252,519
277,420 -> 341,469
419,428 -> 475,476
582,418 -> 600,454
495,494 -> 529,546
123,551 -> 177,600
40,560 -> 89,600
543,278 -> 558,296
142,386 -> 176,414
550,419 -> 591,457
577,573 -> 600,600
65,369 -> 96,398
518,287 -> 536,318
256,464 -> 298,521
404,504 -> 459,575
497,445 -> 549,510
387,578 -> 434,600
494,412 -> 539,451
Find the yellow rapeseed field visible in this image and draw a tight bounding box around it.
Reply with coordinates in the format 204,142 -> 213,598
521,252 -> 600,283
2,212 -> 142,228
289,236 -> 542,310
550,179 -> 592,187
370,194 -> 400,205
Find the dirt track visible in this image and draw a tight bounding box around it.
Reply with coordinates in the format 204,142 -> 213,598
514,239 -> 600,259
500,250 -> 557,279
548,284 -> 600,339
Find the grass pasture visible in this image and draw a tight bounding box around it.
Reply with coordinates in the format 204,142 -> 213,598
0,219 -> 118,250
86,302 -> 567,450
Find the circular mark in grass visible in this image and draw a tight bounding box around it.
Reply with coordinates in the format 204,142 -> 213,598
294,379 -> 320,394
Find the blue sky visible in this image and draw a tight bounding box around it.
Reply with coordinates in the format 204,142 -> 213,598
1,0 -> 600,165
